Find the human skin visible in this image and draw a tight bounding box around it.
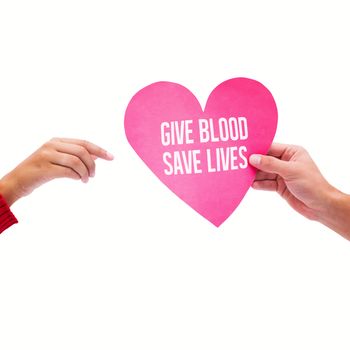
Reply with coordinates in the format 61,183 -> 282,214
249,143 -> 350,240
0,138 -> 114,206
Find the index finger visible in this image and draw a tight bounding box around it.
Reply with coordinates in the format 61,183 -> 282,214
267,143 -> 289,158
54,138 -> 114,160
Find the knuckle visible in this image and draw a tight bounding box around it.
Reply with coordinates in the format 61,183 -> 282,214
290,144 -> 305,153
40,148 -> 51,159
42,141 -> 53,149
36,145 -> 53,161
77,146 -> 87,158
80,139 -> 89,149
71,157 -> 82,168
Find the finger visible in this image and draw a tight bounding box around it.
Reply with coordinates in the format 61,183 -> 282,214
52,141 -> 96,177
251,180 -> 278,191
267,143 -> 289,158
52,152 -> 90,183
52,138 -> 114,160
249,154 -> 292,178
50,163 -> 81,181
255,170 -> 277,181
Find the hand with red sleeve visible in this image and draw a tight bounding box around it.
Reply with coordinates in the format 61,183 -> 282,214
0,138 -> 113,233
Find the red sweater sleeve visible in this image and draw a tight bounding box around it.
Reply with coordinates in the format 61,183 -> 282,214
0,194 -> 18,234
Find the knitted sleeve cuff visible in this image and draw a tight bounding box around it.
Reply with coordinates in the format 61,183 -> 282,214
0,194 -> 18,234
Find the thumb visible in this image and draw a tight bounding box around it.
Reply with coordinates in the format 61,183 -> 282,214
249,154 -> 291,177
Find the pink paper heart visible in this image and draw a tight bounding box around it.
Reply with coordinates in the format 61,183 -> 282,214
125,78 -> 278,226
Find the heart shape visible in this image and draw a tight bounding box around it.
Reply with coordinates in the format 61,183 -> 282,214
125,78 -> 278,226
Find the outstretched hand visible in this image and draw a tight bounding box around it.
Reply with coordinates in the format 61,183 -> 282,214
0,138 -> 114,206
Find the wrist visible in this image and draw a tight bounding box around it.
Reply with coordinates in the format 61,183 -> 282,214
0,172 -> 22,207
317,187 -> 350,239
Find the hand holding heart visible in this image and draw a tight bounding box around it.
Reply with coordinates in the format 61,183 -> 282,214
249,144 -> 350,240
125,78 -> 278,226
124,77 -> 350,238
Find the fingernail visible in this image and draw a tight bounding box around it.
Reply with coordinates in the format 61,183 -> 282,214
106,152 -> 114,160
249,154 -> 262,166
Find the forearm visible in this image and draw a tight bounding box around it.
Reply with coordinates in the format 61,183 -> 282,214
317,188 -> 350,240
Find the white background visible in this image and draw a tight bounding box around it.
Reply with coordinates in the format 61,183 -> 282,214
1,1 -> 350,349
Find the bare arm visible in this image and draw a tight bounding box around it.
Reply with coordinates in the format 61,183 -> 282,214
249,143 -> 350,240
